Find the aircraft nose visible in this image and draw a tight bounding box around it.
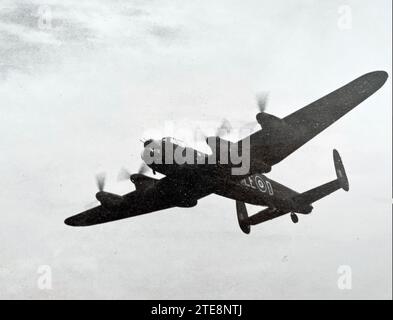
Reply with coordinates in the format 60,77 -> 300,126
141,139 -> 161,162
141,138 -> 155,160
143,139 -> 154,147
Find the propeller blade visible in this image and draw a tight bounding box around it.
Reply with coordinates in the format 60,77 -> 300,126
118,163 -> 149,181
117,167 -> 131,181
138,163 -> 149,175
256,92 -> 269,112
118,163 -> 150,182
95,173 -> 106,192
194,126 -> 207,142
239,121 -> 259,134
215,118 -> 232,137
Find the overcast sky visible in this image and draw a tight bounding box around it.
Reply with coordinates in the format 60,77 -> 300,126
0,0 -> 391,299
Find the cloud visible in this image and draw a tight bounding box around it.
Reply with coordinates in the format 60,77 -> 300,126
0,1 -> 182,79
148,24 -> 182,42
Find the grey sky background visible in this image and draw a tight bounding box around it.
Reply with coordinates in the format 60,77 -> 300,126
0,0 -> 391,299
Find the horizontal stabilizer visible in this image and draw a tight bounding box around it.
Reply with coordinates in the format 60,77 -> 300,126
236,201 -> 290,231
248,207 -> 288,225
292,149 -> 349,211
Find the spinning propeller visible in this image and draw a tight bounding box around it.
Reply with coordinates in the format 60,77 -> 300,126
195,118 -> 233,143
195,91 -> 270,142
84,173 -> 106,208
235,91 -> 270,133
215,118 -> 232,137
256,91 -> 269,113
117,162 -> 150,182
95,172 -> 106,192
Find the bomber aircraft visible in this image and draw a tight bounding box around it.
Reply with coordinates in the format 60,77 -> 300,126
65,71 -> 388,234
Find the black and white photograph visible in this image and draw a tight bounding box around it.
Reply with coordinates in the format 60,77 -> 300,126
0,0 -> 391,304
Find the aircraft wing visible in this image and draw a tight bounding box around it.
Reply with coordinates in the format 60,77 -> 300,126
64,192 -> 175,227
65,176 -> 211,226
242,71 -> 388,167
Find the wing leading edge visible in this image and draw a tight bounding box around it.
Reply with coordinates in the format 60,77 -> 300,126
65,174 -> 213,227
64,190 -> 175,227
241,71 -> 388,167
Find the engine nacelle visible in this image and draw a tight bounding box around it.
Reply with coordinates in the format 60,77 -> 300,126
96,191 -> 124,209
176,199 -> 198,208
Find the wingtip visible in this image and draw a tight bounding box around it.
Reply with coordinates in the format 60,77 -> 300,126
64,217 -> 77,226
366,70 -> 389,86
375,70 -> 388,79
64,216 -> 86,227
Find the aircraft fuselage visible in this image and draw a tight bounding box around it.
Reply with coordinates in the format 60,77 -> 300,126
141,138 -> 312,214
